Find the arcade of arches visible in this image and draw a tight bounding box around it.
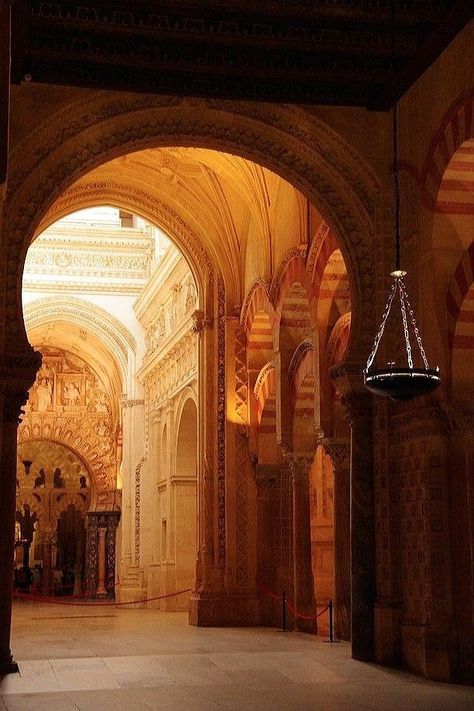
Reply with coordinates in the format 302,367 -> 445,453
0,21 -> 473,689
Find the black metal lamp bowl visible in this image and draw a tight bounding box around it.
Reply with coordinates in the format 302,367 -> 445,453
362,2 -> 441,405
364,366 -> 441,401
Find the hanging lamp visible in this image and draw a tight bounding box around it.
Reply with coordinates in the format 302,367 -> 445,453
363,4 -> 440,402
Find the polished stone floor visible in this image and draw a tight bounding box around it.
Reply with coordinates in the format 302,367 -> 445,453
0,601 -> 473,710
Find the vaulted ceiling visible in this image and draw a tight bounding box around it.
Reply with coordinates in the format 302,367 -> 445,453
10,0 -> 472,109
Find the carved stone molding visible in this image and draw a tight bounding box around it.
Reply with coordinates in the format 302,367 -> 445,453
121,399 -> 145,409
24,296 -> 136,365
3,93 -> 377,366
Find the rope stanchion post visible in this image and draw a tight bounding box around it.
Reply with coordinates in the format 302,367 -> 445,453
323,599 -> 341,643
329,599 -> 334,641
282,591 -> 286,632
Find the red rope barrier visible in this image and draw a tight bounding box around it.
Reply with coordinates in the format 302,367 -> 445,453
13,587 -> 193,607
284,600 -> 329,621
256,580 -> 281,601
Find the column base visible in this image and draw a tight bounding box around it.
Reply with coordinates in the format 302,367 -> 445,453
0,654 -> 19,675
374,600 -> 401,665
401,623 -> 454,682
189,591 -> 259,627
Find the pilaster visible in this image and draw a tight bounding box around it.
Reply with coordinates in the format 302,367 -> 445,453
333,368 -> 376,663
322,438 -> 351,641
283,448 -> 316,633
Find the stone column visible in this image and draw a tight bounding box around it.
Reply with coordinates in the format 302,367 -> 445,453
0,352 -> 40,674
447,405 -> 474,683
96,528 -> 106,596
0,393 -> 24,673
255,462 -> 279,625
323,439 -> 351,641
189,305 -> 223,624
340,386 -> 375,662
284,450 -> 316,633
86,511 -> 120,599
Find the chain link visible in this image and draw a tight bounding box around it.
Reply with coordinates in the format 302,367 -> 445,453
398,279 -> 429,369
397,278 -> 413,369
366,274 -> 432,373
365,279 -> 397,371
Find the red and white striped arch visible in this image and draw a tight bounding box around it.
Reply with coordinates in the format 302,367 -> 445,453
241,280 -> 275,366
307,227 -> 340,302
326,312 -> 351,367
447,242 -> 474,351
254,363 -> 277,431
421,95 -> 474,214
290,343 -> 316,418
272,251 -> 311,324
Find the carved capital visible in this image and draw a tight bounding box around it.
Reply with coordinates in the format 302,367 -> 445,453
340,390 -> 373,426
192,310 -> 213,333
255,463 -> 279,490
281,446 -> 314,484
0,349 -> 42,396
322,438 -> 350,473
2,391 -> 30,424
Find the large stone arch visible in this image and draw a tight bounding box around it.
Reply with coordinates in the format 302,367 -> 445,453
2,94 -> 379,368
34,181 -> 212,313
23,295 -> 135,390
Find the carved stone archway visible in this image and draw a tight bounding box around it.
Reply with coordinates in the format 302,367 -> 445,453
2,95 -> 379,366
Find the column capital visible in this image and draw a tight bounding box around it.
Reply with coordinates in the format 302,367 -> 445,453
254,463 -> 279,490
340,390 -> 373,425
0,348 -> 42,396
281,445 -> 314,483
192,309 -> 213,333
322,438 -> 350,473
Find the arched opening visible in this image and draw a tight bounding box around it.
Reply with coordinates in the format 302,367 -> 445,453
21,204 -> 199,606
433,133 -> 474,682
171,397 -> 198,610
16,439 -> 91,596
8,131 -> 363,654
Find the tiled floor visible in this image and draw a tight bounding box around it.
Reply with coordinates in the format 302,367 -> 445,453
1,601 -> 473,710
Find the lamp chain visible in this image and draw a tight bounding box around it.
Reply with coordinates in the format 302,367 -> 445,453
398,279 -> 413,368
398,279 -> 430,368
365,279 -> 397,371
